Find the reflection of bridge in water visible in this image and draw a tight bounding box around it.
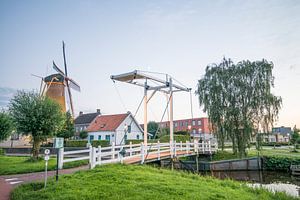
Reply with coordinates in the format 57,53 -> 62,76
58,141 -> 217,169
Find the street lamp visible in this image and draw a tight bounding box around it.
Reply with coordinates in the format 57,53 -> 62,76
198,128 -> 202,142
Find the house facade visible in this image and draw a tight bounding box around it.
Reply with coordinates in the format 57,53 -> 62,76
74,109 -> 101,138
86,112 -> 143,145
158,117 -> 213,141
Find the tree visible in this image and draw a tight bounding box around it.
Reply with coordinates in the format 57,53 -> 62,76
148,121 -> 159,139
0,111 -> 14,141
291,126 -> 300,151
79,130 -> 88,139
9,91 -> 64,159
196,58 -> 282,157
57,111 -> 75,139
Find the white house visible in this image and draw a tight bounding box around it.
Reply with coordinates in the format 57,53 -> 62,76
86,112 -> 143,145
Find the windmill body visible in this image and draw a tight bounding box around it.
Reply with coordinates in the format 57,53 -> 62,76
44,73 -> 67,113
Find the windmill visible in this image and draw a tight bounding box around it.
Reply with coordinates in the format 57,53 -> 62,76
37,41 -> 80,118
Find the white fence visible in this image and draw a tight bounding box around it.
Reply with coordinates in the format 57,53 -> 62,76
58,140 -> 218,169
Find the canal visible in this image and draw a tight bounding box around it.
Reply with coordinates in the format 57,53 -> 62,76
204,170 -> 300,197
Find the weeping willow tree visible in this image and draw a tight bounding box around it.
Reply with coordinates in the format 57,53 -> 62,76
196,58 -> 282,157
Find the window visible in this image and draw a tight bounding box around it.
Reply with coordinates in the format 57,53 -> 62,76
137,135 -> 140,140
180,121 -> 184,127
192,120 -> 195,126
98,135 -> 101,140
174,122 -> 178,127
127,125 -> 131,133
185,121 -> 189,126
105,135 -> 110,141
197,120 -> 201,126
125,135 -> 127,140
192,129 -> 196,134
89,135 -> 94,142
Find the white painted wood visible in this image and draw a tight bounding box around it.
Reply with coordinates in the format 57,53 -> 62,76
63,149 -> 90,155
157,140 -> 160,160
141,142 -> 145,164
112,142 -> 115,160
98,146 -> 102,165
63,156 -> 90,163
129,142 -> 133,157
58,148 -> 64,169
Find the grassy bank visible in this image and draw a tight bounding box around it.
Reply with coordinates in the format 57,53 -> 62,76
0,155 -> 88,175
11,164 -> 296,200
212,148 -> 300,161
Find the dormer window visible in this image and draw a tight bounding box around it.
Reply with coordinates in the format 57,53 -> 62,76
100,124 -> 106,128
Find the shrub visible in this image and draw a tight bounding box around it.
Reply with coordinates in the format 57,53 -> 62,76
65,140 -> 87,147
91,140 -> 110,147
263,156 -> 300,171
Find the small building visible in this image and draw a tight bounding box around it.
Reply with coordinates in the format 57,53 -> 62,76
272,126 -> 292,142
158,117 -> 214,141
74,109 -> 101,138
86,112 -> 143,145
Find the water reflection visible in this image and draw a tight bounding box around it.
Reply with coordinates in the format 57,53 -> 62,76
203,170 -> 300,197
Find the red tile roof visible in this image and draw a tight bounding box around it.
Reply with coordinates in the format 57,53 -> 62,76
87,113 -> 129,132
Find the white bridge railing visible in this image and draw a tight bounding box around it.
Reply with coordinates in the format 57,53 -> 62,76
58,140 -> 217,169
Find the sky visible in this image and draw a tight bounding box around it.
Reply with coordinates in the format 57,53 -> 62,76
0,0 -> 300,128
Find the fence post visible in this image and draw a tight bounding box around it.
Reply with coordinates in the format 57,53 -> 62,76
89,145 -> 93,169
202,141 -> 205,154
98,146 -> 102,166
129,141 -> 133,157
194,140 -> 197,153
141,142 -> 145,164
112,142 -> 115,160
174,140 -> 177,156
180,141 -> 183,151
58,148 -> 64,169
186,141 -> 189,153
208,140 -> 211,154
170,140 -> 173,158
157,140 -> 160,160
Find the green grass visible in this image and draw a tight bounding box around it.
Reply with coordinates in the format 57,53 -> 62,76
0,155 -> 88,175
11,164 -> 296,200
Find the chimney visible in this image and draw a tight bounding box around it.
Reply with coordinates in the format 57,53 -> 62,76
79,111 -> 83,116
96,109 -> 101,114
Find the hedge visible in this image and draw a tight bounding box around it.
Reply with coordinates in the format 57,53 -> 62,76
65,140 -> 110,147
91,140 -> 110,147
263,156 -> 300,171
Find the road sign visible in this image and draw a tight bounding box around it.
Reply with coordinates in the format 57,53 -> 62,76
54,137 -> 64,148
44,155 -> 50,161
44,149 -> 50,155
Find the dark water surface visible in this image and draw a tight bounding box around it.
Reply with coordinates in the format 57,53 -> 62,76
203,170 -> 300,197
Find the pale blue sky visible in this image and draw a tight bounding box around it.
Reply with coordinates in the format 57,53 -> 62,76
0,0 -> 299,127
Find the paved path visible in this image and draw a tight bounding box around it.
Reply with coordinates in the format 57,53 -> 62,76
0,165 -> 89,200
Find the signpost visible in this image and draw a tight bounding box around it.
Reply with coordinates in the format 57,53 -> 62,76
44,149 -> 50,188
53,137 -> 64,181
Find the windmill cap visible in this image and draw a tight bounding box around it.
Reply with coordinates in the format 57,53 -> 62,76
44,73 -> 65,83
